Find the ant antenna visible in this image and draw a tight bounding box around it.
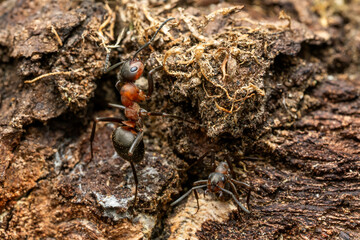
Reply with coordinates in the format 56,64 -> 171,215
132,17 -> 175,60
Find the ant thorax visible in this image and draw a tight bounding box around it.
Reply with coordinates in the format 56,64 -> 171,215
120,83 -> 146,107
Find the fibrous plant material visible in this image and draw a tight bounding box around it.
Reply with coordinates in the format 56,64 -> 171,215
120,2 -> 325,140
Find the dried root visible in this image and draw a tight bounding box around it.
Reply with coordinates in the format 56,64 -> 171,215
51,25 -> 63,46
24,68 -> 83,84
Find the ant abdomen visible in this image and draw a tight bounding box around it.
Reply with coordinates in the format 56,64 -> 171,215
112,128 -> 144,164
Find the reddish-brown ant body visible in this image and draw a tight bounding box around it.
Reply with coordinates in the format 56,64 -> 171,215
90,18 -> 194,208
171,151 -> 252,214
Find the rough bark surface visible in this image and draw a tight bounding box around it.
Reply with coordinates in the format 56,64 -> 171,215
0,0 -> 359,239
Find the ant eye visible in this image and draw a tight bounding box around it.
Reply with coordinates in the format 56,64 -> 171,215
130,66 -> 138,72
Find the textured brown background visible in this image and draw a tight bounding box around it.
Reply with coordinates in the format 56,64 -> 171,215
0,0 -> 359,239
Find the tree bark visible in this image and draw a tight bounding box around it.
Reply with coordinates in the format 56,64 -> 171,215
0,0 -> 359,239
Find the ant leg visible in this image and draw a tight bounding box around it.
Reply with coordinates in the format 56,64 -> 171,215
105,60 -> 126,73
219,187 -> 250,214
140,111 -> 196,125
108,103 -> 126,111
225,153 -> 235,177
90,117 -> 124,161
170,185 -> 207,207
147,65 -> 163,98
193,188 -> 200,214
188,150 -> 215,170
129,161 -> 139,208
230,179 -> 251,189
193,180 -> 207,200
228,180 -> 240,198
104,50 -> 111,72
193,180 -> 207,186
128,131 -> 144,156
228,180 -> 251,211
230,179 -> 252,211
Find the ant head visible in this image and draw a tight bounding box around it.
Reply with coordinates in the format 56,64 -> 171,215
120,58 -> 144,82
215,162 -> 230,175
111,18 -> 175,82
208,172 -> 226,193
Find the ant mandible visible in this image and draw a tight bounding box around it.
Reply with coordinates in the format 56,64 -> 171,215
171,151 -> 252,214
90,18 -> 194,208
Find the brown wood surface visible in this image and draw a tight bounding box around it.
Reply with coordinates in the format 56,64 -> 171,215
0,0 -> 359,239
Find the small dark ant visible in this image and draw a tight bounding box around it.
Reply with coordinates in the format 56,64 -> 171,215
90,18 -> 195,208
171,151 -> 252,214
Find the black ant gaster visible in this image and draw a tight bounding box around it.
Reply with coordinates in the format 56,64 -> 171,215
90,18 -> 194,208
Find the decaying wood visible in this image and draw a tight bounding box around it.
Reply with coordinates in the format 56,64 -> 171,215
0,0 -> 359,239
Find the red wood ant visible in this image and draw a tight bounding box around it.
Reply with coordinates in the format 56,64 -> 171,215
90,18 -> 195,208
171,151 -> 251,214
